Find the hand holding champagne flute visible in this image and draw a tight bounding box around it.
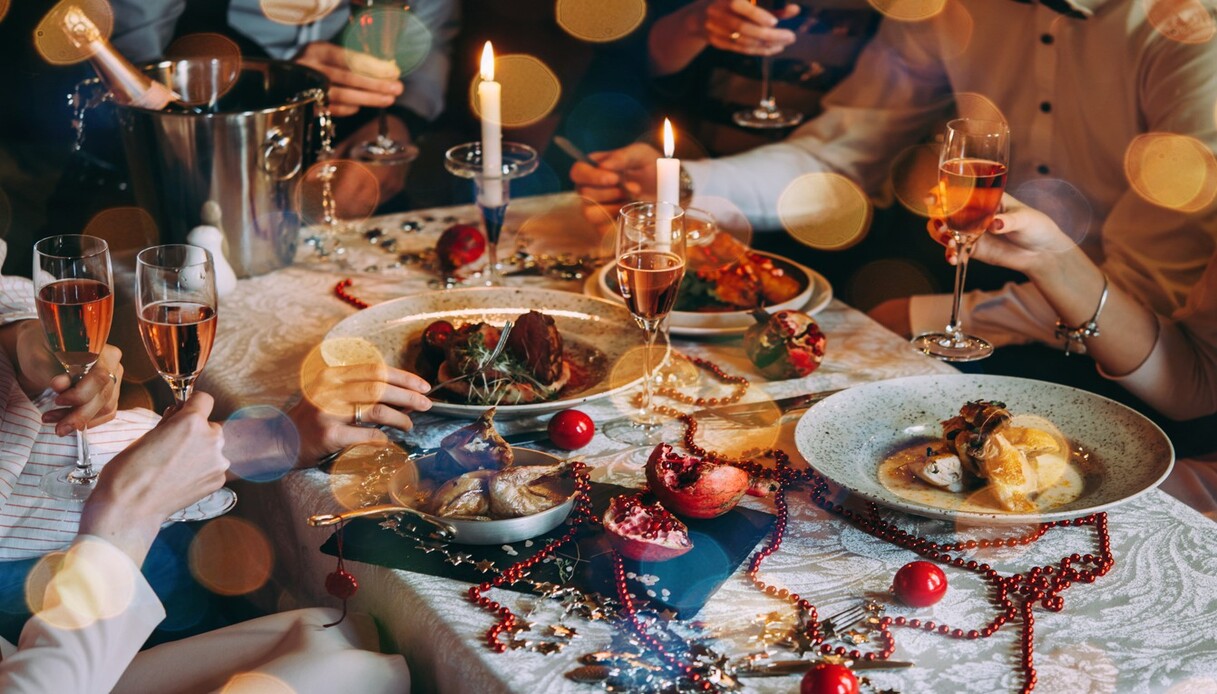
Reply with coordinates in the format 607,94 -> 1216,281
136,245 -> 236,521
33,235 -> 114,500
604,202 -> 687,446
912,118 -> 1010,361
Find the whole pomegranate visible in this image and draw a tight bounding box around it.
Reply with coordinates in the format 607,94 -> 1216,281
602,494 -> 693,562
436,224 -> 486,271
743,309 -> 827,380
645,443 -> 750,519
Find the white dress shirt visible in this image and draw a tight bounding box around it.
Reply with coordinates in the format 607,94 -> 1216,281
684,0 -> 1217,348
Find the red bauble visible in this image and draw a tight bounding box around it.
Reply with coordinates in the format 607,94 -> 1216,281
436,224 -> 486,271
325,569 -> 359,600
800,662 -> 859,694
547,409 -> 595,450
743,309 -> 827,380
893,560 -> 948,607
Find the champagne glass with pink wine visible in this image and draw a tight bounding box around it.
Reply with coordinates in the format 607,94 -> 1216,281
912,118 -> 1010,361
603,202 -> 687,446
33,235 -> 113,500
345,0 -> 419,163
136,245 -> 236,521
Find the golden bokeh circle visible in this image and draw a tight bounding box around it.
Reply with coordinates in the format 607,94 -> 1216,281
25,541 -> 138,630
82,206 -> 158,251
849,259 -> 936,312
220,673 -> 297,694
556,0 -> 647,42
890,143 -> 943,217
189,516 -> 275,596
469,54 -> 561,128
867,0 -> 947,22
1146,0 -> 1217,44
164,33 -> 243,106
320,336 -> 385,367
296,159 -> 380,227
1125,132 -> 1217,212
606,344 -> 660,416
34,0 -> 114,66
328,441 -> 413,511
954,92 -> 1006,124
260,0 -> 342,26
0,0 -> 10,24
341,7 -> 432,77
777,173 -> 872,251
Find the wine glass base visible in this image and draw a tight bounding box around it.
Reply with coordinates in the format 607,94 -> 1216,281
167,487 -> 238,523
39,467 -> 96,502
732,108 -> 804,130
602,417 -> 679,447
912,332 -> 994,362
352,140 -> 419,164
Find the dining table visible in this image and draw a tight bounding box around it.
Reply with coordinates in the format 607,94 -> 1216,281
197,192 -> 1217,693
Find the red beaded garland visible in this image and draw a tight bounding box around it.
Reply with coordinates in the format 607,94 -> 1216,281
334,278 -> 370,309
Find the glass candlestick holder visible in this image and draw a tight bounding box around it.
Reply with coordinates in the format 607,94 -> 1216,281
444,142 -> 539,286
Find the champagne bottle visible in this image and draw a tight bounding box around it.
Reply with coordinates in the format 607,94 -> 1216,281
61,5 -> 180,110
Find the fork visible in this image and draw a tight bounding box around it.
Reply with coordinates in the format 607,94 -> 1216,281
818,602 -> 869,640
430,320 -> 514,393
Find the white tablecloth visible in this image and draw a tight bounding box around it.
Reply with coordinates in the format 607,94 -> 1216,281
202,195 -> 1217,693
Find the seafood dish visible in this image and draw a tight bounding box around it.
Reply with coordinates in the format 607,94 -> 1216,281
418,409 -> 572,521
409,309 -> 605,406
879,400 -> 1091,513
679,232 -> 803,311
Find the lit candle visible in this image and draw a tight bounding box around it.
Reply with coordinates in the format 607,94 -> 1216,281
656,118 -> 680,241
478,41 -> 503,207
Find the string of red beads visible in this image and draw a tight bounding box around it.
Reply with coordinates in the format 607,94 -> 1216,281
334,278 -> 370,309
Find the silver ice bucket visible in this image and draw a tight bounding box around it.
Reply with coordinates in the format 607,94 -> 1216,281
115,59 -> 327,277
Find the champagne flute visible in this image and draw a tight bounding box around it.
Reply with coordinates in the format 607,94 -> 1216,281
346,0 -> 419,163
603,202 -> 687,446
732,0 -> 803,130
912,118 -> 1010,361
136,245 -> 237,521
33,235 -> 113,500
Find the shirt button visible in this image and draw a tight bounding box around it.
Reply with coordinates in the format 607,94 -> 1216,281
1041,33 -> 1054,45
1040,101 -> 1052,113
1037,165 -> 1051,175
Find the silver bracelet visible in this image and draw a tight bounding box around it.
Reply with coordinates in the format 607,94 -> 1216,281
1054,274 -> 1109,356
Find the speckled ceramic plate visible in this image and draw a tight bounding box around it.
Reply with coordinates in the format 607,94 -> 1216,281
794,375 -> 1174,525
325,287 -> 645,418
586,251 -> 832,337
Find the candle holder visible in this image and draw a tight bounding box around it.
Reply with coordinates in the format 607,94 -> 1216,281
444,141 -> 539,286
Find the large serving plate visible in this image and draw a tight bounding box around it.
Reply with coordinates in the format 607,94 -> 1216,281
325,287 -> 645,418
794,375 -> 1174,525
586,250 -> 832,337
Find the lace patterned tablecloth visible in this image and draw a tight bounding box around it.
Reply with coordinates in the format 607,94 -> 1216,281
203,195 -> 1217,694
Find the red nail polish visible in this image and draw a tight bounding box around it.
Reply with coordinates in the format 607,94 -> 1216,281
993,219 -> 1004,231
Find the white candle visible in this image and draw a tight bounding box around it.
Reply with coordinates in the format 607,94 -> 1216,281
656,118 -> 680,243
478,41 -> 503,207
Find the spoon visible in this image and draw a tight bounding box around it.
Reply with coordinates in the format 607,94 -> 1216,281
430,320 -> 514,393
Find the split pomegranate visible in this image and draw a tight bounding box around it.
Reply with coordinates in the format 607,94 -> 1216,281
743,309 -> 827,380
422,320 -> 455,355
645,443 -> 750,519
602,494 -> 693,562
436,223 -> 486,271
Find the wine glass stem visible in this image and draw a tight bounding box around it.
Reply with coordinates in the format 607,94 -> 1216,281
377,108 -> 390,143
759,56 -> 775,112
485,241 -> 499,285
639,325 -> 658,420
945,234 -> 974,341
73,428 -> 93,481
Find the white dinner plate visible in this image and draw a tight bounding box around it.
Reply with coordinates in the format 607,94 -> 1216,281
794,375 -> 1174,525
325,287 -> 645,418
585,250 -> 832,337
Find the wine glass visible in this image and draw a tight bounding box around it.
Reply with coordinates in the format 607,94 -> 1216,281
732,0 -> 803,130
912,118 -> 1010,361
346,0 -> 419,163
33,235 -> 113,500
603,202 -> 687,446
136,245 -> 237,521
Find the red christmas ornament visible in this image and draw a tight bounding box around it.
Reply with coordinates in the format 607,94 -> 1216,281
325,569 -> 359,600
800,662 -> 859,694
893,560 -> 948,607
547,409 -> 595,450
436,224 -> 486,271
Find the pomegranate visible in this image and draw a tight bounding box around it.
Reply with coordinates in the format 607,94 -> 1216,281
422,320 -> 455,355
645,443 -> 750,519
602,494 -> 693,562
436,223 -> 486,271
743,309 -> 827,380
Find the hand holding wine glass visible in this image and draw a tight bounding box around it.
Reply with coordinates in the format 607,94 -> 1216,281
32,234 -> 114,500
731,0 -> 803,129
344,0 -> 419,164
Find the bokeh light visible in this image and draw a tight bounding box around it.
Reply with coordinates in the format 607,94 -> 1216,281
26,540 -> 137,630
82,206 -> 158,252
606,344 -> 659,417
259,0 -> 342,26
867,0 -> 947,22
694,398 -> 782,459
514,196 -> 616,263
564,94 -> 650,154
935,1 -> 975,59
34,0 -> 114,66
1009,178 -> 1094,248
223,406 -> 301,482
890,143 -> 942,217
296,160 -> 380,228
1146,0 -> 1216,43
189,517 -> 274,596
164,33 -> 243,106
556,0 -> 646,42
320,336 -> 386,367
848,258 -> 936,312
1124,132 -> 1217,212
954,92 -> 1006,124
469,54 -> 561,128
777,173 -> 872,251
220,673 -> 297,694
328,441 -> 414,510
691,196 -> 754,249
341,6 -> 432,77
0,0 -> 10,24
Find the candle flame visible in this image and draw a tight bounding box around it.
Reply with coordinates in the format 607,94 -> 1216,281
480,41 -> 495,81
663,118 -> 675,158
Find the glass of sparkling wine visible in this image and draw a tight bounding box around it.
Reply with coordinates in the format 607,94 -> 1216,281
912,118 -> 1010,362
33,235 -> 113,500
136,245 -> 236,521
732,0 -> 803,130
604,202 -> 687,446
346,0 -> 418,163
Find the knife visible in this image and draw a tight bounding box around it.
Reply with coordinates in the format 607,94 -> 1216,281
687,388 -> 844,426
737,659 -> 913,677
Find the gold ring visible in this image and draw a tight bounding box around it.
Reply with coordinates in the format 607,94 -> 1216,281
354,403 -> 365,427
729,30 -> 742,42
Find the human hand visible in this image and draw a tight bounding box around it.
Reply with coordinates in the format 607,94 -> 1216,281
290,363 -> 433,463
704,0 -> 798,56
928,194 -> 1077,275
571,143 -> 662,209
294,41 -> 402,117
14,322 -> 122,435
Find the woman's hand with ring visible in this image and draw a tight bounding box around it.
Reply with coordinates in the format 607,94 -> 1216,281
704,0 -> 798,56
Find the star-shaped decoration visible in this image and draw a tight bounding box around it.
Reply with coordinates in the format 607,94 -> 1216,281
414,543 -> 440,554
844,629 -> 870,645
657,609 -> 678,622
864,599 -> 885,615
509,621 -> 533,634
474,559 -> 496,573
507,638 -> 530,650
532,582 -> 564,598
444,553 -> 468,567
548,624 -> 577,639
535,641 -> 566,655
